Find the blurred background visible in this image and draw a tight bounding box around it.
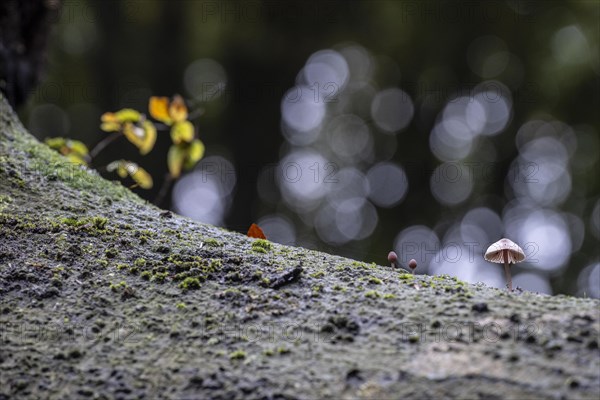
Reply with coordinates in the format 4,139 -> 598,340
11,0 -> 600,296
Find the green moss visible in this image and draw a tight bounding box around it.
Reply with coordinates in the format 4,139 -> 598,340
151,272 -> 169,283
134,258 -> 147,267
91,217 -> 108,230
140,271 -> 152,280
352,261 -> 375,269
176,302 -> 186,310
229,350 -> 246,360
310,270 -> 325,278
163,228 -> 182,238
311,284 -> 323,296
263,349 -> 274,356
332,284 -> 347,292
365,290 -> 381,298
137,229 -> 155,244
138,229 -> 156,237
116,263 -> 128,271
277,347 -> 290,355
153,245 -> 170,254
110,281 -> 128,291
252,271 -> 263,280
173,272 -> 188,281
98,259 -> 109,268
251,239 -> 272,253
209,259 -> 223,269
399,273 -> 414,281
60,217 -> 87,227
81,244 -> 95,254
204,238 -> 222,247
151,265 -> 167,274
128,266 -> 139,275
179,277 -> 201,290
383,293 -> 396,299
0,195 -> 12,211
368,276 -> 383,284
105,248 -> 118,259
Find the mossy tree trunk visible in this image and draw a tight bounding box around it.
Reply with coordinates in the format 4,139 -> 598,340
1,94 -> 599,399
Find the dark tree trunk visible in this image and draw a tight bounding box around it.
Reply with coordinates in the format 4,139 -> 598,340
0,0 -> 61,109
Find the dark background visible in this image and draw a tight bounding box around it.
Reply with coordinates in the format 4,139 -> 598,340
5,0 -> 599,296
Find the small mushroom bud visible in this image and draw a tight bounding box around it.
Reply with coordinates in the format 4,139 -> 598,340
408,259 -> 417,274
387,251 -> 398,268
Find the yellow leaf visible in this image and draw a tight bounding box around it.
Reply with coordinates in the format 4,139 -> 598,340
168,144 -> 185,178
66,154 -> 88,165
184,139 -> 205,170
100,112 -> 117,123
130,165 -> 153,189
170,121 -> 194,144
114,109 -> 141,123
101,109 -> 140,132
107,160 -> 153,189
46,138 -> 89,165
117,165 -> 129,178
67,140 -> 89,156
169,95 -> 188,122
149,96 -> 172,124
122,121 -> 156,155
45,137 -> 66,150
139,120 -> 157,155
100,113 -> 120,132
122,122 -> 143,150
100,121 -> 120,132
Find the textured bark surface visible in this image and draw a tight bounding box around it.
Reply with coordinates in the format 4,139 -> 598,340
1,93 -> 599,399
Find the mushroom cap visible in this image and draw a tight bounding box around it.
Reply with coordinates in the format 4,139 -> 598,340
484,238 -> 525,264
387,251 -> 398,263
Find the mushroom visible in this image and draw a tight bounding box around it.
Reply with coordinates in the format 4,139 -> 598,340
408,259 -> 417,274
388,251 -> 398,269
484,238 -> 525,291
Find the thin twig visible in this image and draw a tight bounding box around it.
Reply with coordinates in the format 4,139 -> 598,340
154,173 -> 175,207
88,132 -> 122,161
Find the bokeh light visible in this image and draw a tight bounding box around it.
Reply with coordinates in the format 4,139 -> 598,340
172,156 -> 236,226
257,214 -> 296,246
366,162 -> 408,208
184,58 -> 227,102
430,162 -> 474,206
281,85 -> 326,134
577,262 -> 600,298
371,88 -> 414,134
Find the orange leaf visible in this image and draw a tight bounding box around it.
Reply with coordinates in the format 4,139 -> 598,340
247,223 -> 266,239
149,96 -> 172,124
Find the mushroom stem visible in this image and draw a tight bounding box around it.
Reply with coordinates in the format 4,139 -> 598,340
502,249 -> 512,291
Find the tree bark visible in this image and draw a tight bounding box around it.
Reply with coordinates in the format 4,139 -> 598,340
1,93 -> 598,399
